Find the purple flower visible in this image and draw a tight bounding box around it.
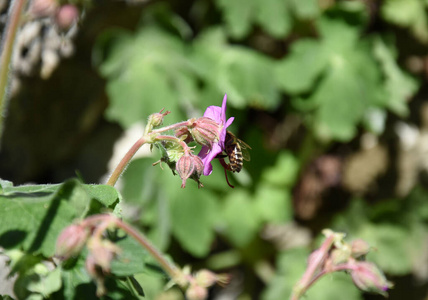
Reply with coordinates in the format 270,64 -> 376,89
198,94 -> 234,175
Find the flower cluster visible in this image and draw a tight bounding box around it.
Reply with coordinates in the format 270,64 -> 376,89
292,229 -> 393,299
56,215 -> 230,299
145,94 -> 236,188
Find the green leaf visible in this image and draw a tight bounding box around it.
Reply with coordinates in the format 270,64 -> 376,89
261,151 -> 299,187
221,48 -> 281,109
254,184 -> 293,223
110,234 -> 148,276
276,40 -> 328,94
0,180 -> 83,256
221,189 -> 260,247
98,27 -> 195,128
360,224 -> 413,275
262,248 -> 309,300
170,185 -> 218,257
255,0 -> 291,38
290,0 -> 319,19
382,0 -> 428,42
27,267 -> 62,297
216,0 -> 255,38
373,37 -> 418,116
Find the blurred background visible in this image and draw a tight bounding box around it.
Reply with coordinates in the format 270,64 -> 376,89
2,0 -> 428,299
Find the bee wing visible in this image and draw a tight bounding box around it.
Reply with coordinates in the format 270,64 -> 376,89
237,139 -> 251,161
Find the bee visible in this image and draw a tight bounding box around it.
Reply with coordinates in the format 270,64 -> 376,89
224,131 -> 251,173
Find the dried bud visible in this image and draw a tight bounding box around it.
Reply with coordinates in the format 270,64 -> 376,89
176,153 -> 204,188
195,269 -> 230,288
189,117 -> 221,147
186,284 -> 208,300
87,239 -> 121,273
55,5 -> 79,30
56,224 -> 89,258
350,262 -> 393,296
148,109 -> 170,129
350,239 -> 370,258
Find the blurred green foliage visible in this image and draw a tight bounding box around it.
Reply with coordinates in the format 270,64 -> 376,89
3,0 -> 428,299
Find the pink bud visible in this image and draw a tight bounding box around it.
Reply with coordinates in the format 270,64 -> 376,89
56,224 -> 89,258
55,5 -> 79,30
350,262 -> 393,296
148,109 -> 170,128
186,284 -> 208,300
87,239 -> 121,273
350,239 -> 370,258
176,153 -> 204,188
189,117 -> 221,147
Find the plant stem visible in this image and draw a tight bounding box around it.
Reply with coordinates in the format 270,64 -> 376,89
150,120 -> 191,135
290,235 -> 335,300
106,136 -> 148,186
113,218 -> 180,279
0,0 -> 27,137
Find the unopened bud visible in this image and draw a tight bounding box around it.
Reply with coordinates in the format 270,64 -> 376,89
350,262 -> 393,296
176,153 -> 204,188
56,224 -> 89,258
350,239 -> 370,258
189,117 -> 221,147
175,126 -> 194,144
330,245 -> 351,265
195,269 -> 230,288
148,109 -> 170,129
186,284 -> 208,300
55,5 -> 79,30
87,239 -> 121,273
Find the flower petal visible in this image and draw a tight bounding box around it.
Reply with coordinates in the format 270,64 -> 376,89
199,143 -> 222,175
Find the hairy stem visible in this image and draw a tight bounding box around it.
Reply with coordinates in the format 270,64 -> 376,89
113,218 -> 180,279
150,120 -> 191,135
290,235 -> 335,300
106,136 -> 148,186
0,0 -> 27,137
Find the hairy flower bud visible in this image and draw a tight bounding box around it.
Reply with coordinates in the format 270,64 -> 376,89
56,224 -> 89,259
87,239 -> 121,273
55,5 -> 79,29
350,239 -> 370,258
147,109 -> 170,132
189,117 -> 221,147
350,262 -> 393,296
176,153 -> 204,188
330,245 -> 351,265
186,284 -> 208,300
195,269 -> 230,288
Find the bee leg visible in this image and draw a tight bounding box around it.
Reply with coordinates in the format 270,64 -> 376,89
219,158 -> 234,188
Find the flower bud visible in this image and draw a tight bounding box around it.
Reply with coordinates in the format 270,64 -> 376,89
176,153 -> 204,188
87,239 -> 121,273
55,5 -> 79,30
350,239 -> 370,258
189,117 -> 221,147
330,245 -> 351,265
175,126 -> 194,144
195,269 -> 230,288
148,109 -> 170,129
350,262 -> 393,296
186,284 -> 208,300
56,224 -> 89,259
